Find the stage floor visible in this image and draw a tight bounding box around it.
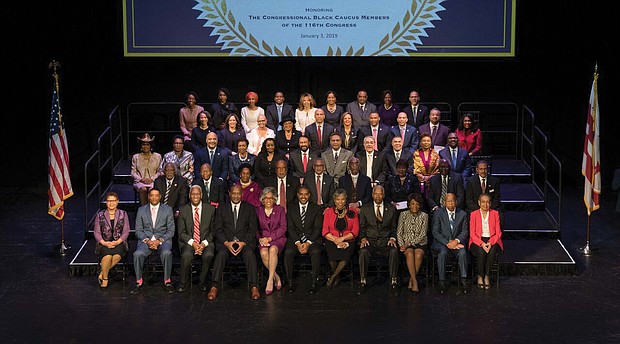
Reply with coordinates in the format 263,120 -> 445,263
1,185 -> 619,343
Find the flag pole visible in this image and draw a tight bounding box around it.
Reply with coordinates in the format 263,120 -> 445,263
579,64 -> 599,255
49,60 -> 72,256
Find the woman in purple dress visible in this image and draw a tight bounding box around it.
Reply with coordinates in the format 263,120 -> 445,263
377,89 -> 401,127
256,186 -> 287,295
235,163 -> 262,207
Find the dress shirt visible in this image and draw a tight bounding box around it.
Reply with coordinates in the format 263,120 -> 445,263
187,203 -> 209,246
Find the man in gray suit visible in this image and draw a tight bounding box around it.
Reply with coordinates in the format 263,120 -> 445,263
346,90 -> 377,128
323,132 -> 353,186
431,193 -> 469,294
131,188 -> 176,294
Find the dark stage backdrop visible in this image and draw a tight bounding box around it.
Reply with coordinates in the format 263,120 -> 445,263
3,1 -> 616,192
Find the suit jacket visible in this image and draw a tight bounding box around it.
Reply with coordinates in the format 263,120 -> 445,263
265,174 -> 301,207
192,177 -> 227,206
93,209 -> 130,252
135,203 -> 175,242
304,172 -> 336,207
305,122 -> 334,152
427,172 -> 466,211
177,202 -> 216,248
214,201 -> 258,249
384,149 -> 414,177
402,103 -> 429,128
194,146 -> 231,181
418,123 -> 450,147
334,126 -> 361,154
358,124 -> 392,152
432,207 -> 469,246
286,202 -> 324,243
275,129 -> 302,155
468,209 -> 503,250
389,125 -> 419,153
288,149 -> 318,179
153,175 -> 188,212
466,174 -> 501,212
265,103 -> 294,131
338,173 -> 372,206
356,150 -> 386,183
359,202 -> 398,246
439,146 -> 471,177
346,101 -> 377,128
323,148 -> 354,184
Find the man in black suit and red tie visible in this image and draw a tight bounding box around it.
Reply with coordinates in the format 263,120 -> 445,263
427,159 -> 466,213
288,135 -> 317,184
402,90 -> 429,128
176,185 -> 216,292
358,112 -> 392,152
284,185 -> 324,294
304,108 -> 334,153
304,158 -> 335,208
266,159 -> 300,212
338,157 -> 372,210
265,91 -> 294,131
357,185 -> 399,295
208,184 -> 260,300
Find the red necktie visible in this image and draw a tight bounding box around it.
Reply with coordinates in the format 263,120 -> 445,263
280,179 -> 287,211
193,206 -> 200,242
372,128 -> 378,150
400,127 -> 405,141
316,175 -> 322,205
302,153 -> 308,173
481,178 -> 486,193
317,125 -> 322,146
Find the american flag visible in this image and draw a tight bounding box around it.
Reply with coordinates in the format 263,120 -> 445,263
48,76 -> 73,220
582,68 -> 601,215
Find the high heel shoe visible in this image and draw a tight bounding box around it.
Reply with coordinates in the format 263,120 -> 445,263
275,276 -> 282,291
98,273 -> 104,287
265,288 -> 273,296
101,278 -> 109,288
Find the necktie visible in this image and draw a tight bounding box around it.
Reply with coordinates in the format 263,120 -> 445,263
452,149 -> 457,169
302,152 -> 308,173
361,104 -> 365,112
376,204 -> 383,222
400,127 -> 405,141
151,206 -> 157,228
204,180 -> 210,200
301,205 -> 306,227
395,151 -> 400,161
367,154 -> 373,178
277,105 -> 282,116
449,212 -> 455,230
481,178 -> 486,193
431,126 -> 437,140
351,177 -> 358,202
233,204 -> 238,228
316,175 -> 322,205
441,175 -> 448,206
334,151 -> 338,163
317,125 -> 322,146
193,206 -> 200,243
280,179 -> 286,211
209,150 -> 214,163
412,106 -> 417,124
372,128 -> 378,150
164,180 -> 171,204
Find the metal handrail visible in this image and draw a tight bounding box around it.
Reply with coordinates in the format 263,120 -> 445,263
546,151 -> 562,229
456,102 -> 520,157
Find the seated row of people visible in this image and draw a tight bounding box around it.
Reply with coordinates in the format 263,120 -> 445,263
95,183 -> 502,298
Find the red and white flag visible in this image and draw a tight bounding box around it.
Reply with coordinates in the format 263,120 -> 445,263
48,75 -> 73,220
581,69 -> 601,215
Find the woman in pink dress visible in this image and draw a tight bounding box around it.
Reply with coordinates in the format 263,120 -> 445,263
256,186 -> 287,295
235,163 -> 262,208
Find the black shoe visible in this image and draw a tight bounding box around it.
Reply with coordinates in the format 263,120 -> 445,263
437,281 -> 446,294
287,280 -> 295,293
357,283 -> 366,295
129,283 -> 142,295
309,279 -> 318,295
164,282 -> 175,294
176,284 -> 189,293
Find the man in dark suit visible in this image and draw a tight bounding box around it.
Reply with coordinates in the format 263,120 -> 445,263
402,90 -> 429,128
427,159 -> 466,213
153,162 -> 189,216
345,89 -> 377,128
390,111 -> 419,153
194,132 -> 231,181
466,160 -> 501,212
338,157 -> 372,209
284,185 -> 324,294
440,132 -> 471,182
193,163 -> 226,206
384,136 -> 413,177
304,158 -> 335,208
418,108 -> 450,148
288,135 -> 317,184
356,136 -> 386,185
431,193 -> 469,294
357,185 -> 399,295
265,159 -> 300,212
305,108 -> 334,153
130,188 -> 176,294
358,112 -> 392,152
265,91 -> 294,131
176,185 -> 216,292
208,184 -> 260,300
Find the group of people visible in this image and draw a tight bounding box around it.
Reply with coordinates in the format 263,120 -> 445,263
95,88 -> 502,298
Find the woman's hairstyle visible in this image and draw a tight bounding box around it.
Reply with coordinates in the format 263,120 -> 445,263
340,112 -> 352,126
196,110 -> 212,124
245,91 -> 259,101
260,186 -> 278,204
333,188 -> 348,201
325,90 -> 337,100
105,191 -> 119,201
408,192 -> 424,207
298,92 -> 316,110
184,91 -> 198,104
237,162 -> 254,176
237,138 -> 249,147
258,137 -> 278,156
418,132 -> 432,147
395,159 -> 409,169
224,113 -> 241,130
457,113 -> 479,132
218,88 -> 230,98
382,89 -> 393,102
